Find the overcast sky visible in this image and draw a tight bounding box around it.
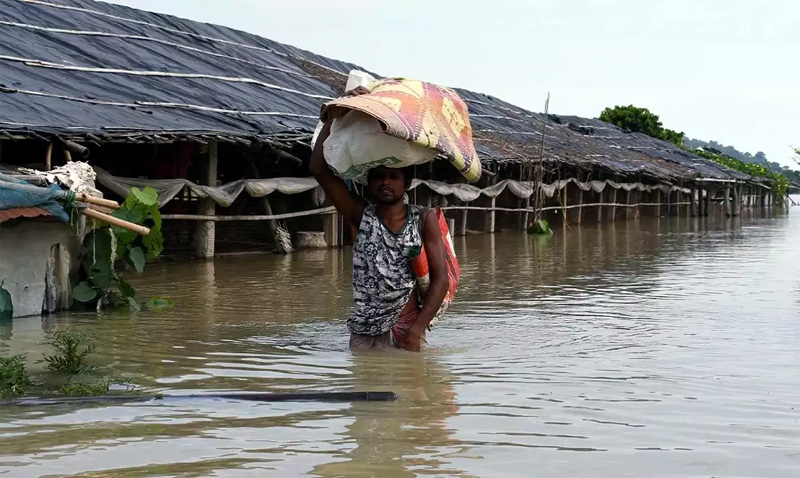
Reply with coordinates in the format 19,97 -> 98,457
109,0 -> 799,168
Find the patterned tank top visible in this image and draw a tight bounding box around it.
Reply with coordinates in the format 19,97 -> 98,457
349,204 -> 424,335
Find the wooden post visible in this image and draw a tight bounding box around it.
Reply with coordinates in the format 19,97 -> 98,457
690,186 -> 697,217
610,187 -> 618,221
704,187 -> 712,216
577,189 -> 584,224
195,141 -> 217,258
724,186 -> 732,217
761,188 -> 767,209
625,189 -> 631,220
562,184 -> 568,224
733,185 -> 741,216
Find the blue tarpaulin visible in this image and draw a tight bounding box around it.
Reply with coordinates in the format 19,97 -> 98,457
0,174 -> 71,222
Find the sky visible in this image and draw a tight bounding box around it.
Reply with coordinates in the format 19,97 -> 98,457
108,0 -> 800,168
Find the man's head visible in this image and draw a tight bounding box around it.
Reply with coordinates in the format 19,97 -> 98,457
367,166 -> 413,205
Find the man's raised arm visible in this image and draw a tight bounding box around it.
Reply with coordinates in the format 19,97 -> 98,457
309,119 -> 365,229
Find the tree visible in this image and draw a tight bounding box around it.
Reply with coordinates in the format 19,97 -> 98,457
599,105 -> 684,146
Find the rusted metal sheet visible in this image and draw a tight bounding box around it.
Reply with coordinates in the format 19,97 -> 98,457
0,207 -> 52,224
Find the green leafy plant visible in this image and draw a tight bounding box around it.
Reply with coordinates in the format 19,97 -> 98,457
73,187 -> 164,311
527,219 -> 553,235
691,149 -> 790,199
146,297 -> 175,310
0,355 -> 33,399
40,330 -> 99,375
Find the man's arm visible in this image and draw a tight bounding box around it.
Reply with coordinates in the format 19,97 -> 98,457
403,210 -> 450,351
309,119 -> 365,228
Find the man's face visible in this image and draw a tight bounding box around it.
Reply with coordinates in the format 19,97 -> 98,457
367,166 -> 406,205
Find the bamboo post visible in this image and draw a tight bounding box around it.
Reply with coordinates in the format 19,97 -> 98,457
667,189 -> 672,217
577,189 -> 584,224
724,186 -> 732,217
610,187 -> 618,221
562,184 -> 568,224
597,188 -> 603,223
522,196 -> 530,231
625,189 -> 631,220
690,186 -> 697,217
704,187 -> 712,216
656,190 -> 661,217
195,141 -> 217,258
484,176 -> 497,233
459,202 -> 469,236
64,150 -> 72,162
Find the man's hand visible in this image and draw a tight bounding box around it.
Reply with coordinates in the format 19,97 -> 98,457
343,85 -> 370,97
308,86 -> 371,229
400,324 -> 427,353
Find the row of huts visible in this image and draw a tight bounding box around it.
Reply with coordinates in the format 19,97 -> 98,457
0,0 -> 779,262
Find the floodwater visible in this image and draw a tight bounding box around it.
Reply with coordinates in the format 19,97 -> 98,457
2,206 -> 799,478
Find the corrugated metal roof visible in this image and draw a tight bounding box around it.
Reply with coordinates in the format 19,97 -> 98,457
0,206 -> 52,223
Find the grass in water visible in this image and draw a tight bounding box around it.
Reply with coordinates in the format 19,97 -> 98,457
57,378 -> 134,397
40,330 -> 99,374
0,355 -> 33,399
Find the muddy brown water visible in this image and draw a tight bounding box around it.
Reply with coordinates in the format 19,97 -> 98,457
1,209 -> 799,477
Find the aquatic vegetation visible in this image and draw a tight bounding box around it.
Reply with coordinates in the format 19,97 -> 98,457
0,355 -> 33,399
40,330 -> 99,375
527,219 -> 553,235
57,377 -> 134,397
0,329 -> 144,400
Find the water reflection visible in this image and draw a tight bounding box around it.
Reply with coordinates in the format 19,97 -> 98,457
313,351 -> 466,477
1,211 -> 798,477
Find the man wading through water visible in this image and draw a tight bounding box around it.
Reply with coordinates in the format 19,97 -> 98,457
310,87 -> 449,352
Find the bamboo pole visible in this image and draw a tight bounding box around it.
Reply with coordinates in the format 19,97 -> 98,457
704,187 -> 712,216
459,202 -> 468,236
656,190 -> 661,217
610,187 -> 617,221
562,184 -> 568,224
625,190 -> 631,220
76,193 -> 120,210
163,207 -> 336,221
81,207 -> 150,235
597,188 -> 602,223
733,185 -> 741,216
577,189 -> 583,224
